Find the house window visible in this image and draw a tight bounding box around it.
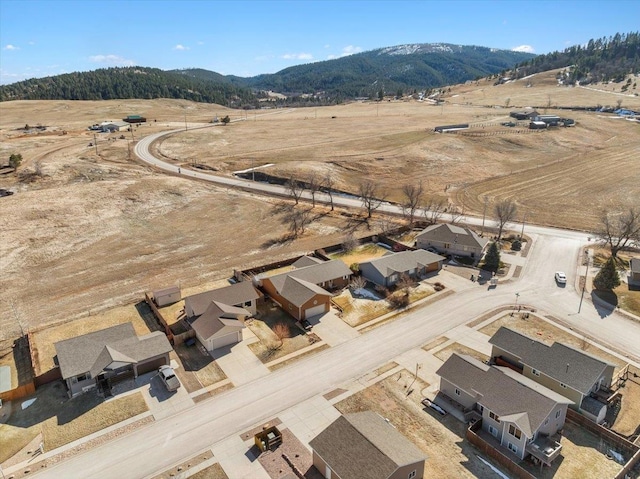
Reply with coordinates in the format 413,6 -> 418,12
532,368 -> 540,376
488,425 -> 498,437
508,424 -> 522,440
508,442 -> 518,454
444,243 -> 451,249
73,373 -> 91,383
560,383 -> 567,389
478,405 -> 484,414
408,471 -> 416,479
489,411 -> 500,423
244,301 -> 252,307
555,410 -> 561,419
455,388 -> 461,396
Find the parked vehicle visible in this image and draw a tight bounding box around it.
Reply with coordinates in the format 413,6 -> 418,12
158,365 -> 180,392
555,272 -> 567,284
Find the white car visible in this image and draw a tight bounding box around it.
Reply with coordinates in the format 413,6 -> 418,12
555,272 -> 567,284
158,365 -> 180,392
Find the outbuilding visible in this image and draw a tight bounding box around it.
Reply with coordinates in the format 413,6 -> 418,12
153,285 -> 181,307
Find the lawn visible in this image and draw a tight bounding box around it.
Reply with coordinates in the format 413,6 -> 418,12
173,343 -> 227,391
479,314 -> 626,371
422,336 -> 449,353
610,367 -> 640,437
329,243 -> 389,267
0,381 -> 148,463
434,343 -> 489,364
247,302 -> 315,363
335,371 -> 508,478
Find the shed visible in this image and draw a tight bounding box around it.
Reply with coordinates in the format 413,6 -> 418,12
153,285 -> 181,307
529,121 -> 547,130
123,115 -> 146,124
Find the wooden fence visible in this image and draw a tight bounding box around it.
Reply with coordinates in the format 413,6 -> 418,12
0,382 -> 35,402
144,293 -> 174,344
566,408 -> 639,457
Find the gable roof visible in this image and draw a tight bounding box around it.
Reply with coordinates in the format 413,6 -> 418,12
416,223 -> 488,250
185,281 -> 262,317
189,301 -> 246,340
360,250 -> 445,278
292,255 -> 324,268
489,327 -> 615,394
278,276 -> 331,307
54,323 -> 172,379
437,354 -> 571,438
268,259 -> 352,292
309,411 -> 426,479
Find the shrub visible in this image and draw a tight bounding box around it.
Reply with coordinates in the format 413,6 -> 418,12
387,291 -> 409,309
511,240 -> 522,251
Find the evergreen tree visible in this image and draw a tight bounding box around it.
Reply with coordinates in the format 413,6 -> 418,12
483,242 -> 501,272
593,257 -> 621,291
8,153 -> 22,171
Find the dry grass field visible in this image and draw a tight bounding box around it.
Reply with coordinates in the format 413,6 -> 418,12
1,71 -> 638,342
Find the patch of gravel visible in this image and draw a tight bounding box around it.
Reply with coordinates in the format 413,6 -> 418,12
257,428 -> 323,479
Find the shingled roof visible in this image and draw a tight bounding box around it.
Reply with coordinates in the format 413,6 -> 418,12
309,411 -> 426,479
437,354 -> 571,438
189,301 -> 246,340
489,327 -> 615,394
416,223 -> 488,250
267,259 -> 352,292
360,250 -> 445,277
55,323 -> 172,380
185,281 -> 261,317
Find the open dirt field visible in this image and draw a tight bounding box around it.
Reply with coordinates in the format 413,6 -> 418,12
1,72 -> 638,341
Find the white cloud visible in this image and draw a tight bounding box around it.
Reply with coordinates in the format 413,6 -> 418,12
327,45 -> 363,60
89,54 -> 135,66
197,41 -> 204,45
3,44 -> 19,51
173,44 -> 189,51
282,53 -> 313,60
512,45 -> 535,53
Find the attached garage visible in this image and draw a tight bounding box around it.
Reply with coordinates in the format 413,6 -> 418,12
206,330 -> 243,351
136,354 -> 169,375
304,303 -> 328,319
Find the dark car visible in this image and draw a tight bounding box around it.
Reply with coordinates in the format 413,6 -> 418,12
300,319 -> 313,331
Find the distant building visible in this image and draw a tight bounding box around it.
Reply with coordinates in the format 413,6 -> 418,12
434,124 -> 469,133
100,121 -> 129,132
529,121 -> 547,130
534,115 -> 560,126
510,109 -> 538,120
123,115 -> 146,124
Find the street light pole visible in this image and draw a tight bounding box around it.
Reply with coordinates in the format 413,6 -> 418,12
578,250 -> 589,313
520,210 -> 526,239
481,196 -> 488,236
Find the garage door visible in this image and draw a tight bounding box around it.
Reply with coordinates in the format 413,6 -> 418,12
137,356 -> 168,375
304,303 -> 327,319
212,331 -> 241,350
425,261 -> 440,273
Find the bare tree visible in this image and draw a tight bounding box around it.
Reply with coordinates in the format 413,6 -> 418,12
342,234 -> 359,253
349,275 -> 367,291
307,172 -> 321,208
285,208 -> 312,238
285,176 -> 304,205
494,199 -> 518,241
401,181 -> 424,225
323,172 -> 336,211
422,197 -> 446,225
359,180 -> 385,219
448,204 -> 463,225
272,322 -> 291,349
596,207 -> 640,260
375,217 -> 397,236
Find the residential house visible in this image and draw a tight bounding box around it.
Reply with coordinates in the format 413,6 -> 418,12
359,250 -> 445,288
291,255 -> 324,268
259,259 -> 352,320
100,121 -> 130,132
309,411 -> 426,479
183,282 -> 262,352
415,224 -> 488,259
153,285 -> 181,307
510,109 -> 538,120
54,323 -> 172,398
630,258 -> 640,285
436,353 -> 571,467
489,327 -> 615,423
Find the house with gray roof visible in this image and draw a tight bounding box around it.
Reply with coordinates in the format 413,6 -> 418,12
185,281 -> 262,319
416,224 -> 488,259
54,323 -> 172,398
292,255 -> 324,269
489,327 -> 615,423
359,250 -> 445,287
436,353 -> 571,467
259,259 -> 351,320
309,411 -> 426,479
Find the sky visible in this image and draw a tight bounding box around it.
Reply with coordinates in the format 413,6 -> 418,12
1,0 -> 639,85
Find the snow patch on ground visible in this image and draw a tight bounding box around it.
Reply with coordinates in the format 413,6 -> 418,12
352,288 -> 381,300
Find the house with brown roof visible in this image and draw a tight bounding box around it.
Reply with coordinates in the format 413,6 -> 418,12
54,323 -> 172,398
184,282 -> 262,352
259,259 -> 352,321
435,354 -> 571,467
489,327 -> 615,423
309,411 -> 426,479
359,250 -> 445,287
415,224 -> 488,259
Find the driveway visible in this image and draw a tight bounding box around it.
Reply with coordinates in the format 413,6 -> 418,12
308,310 -> 359,346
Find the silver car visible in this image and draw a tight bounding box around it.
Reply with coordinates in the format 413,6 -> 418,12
158,365 -> 180,392
555,272 -> 567,284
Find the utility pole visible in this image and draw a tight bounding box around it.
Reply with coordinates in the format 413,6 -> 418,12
481,196 -> 488,236
184,113 -> 188,131
521,210 -> 526,239
578,250 -> 589,313
93,134 -> 98,155
130,126 -> 135,141
127,140 -> 131,160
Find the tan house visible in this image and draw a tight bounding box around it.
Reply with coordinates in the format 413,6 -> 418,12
184,281 -> 262,318
309,411 -> 426,479
415,224 -> 488,259
259,259 -> 351,321
359,250 -> 445,287
54,323 -> 172,398
436,354 -> 571,467
489,327 -> 615,424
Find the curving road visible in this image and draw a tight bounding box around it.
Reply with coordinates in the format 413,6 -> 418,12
29,128 -> 640,479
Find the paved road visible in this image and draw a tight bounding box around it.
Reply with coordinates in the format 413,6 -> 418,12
30,129 -> 640,478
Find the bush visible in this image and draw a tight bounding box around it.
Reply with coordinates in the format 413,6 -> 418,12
433,282 -> 446,292
593,257 -> 620,291
350,263 -> 360,273
511,240 -> 522,251
387,291 -> 409,309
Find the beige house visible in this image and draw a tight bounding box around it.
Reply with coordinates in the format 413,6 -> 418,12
415,224 -> 488,259
436,354 -> 571,467
54,323 -> 172,398
489,327 -> 615,424
259,259 -> 351,321
309,411 -> 426,479
185,281 -> 262,319
359,250 -> 445,287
